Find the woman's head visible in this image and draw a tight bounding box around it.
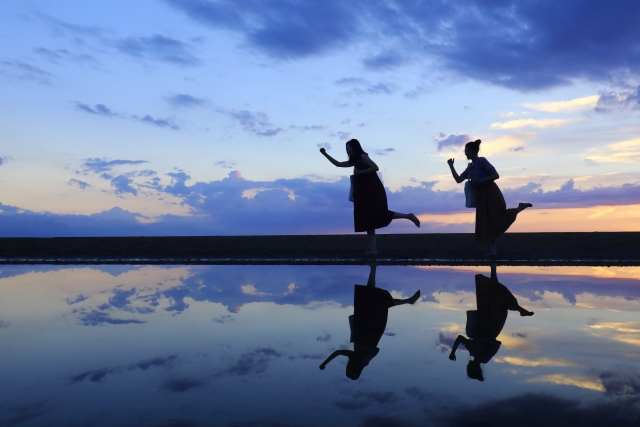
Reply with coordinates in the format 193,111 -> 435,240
466,359 -> 484,381
346,358 -> 366,380
464,139 -> 482,160
346,139 -> 367,162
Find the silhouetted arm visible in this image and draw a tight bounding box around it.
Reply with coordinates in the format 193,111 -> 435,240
353,154 -> 379,175
320,148 -> 352,167
319,350 -> 353,369
449,335 -> 469,361
471,171 -> 499,185
447,159 -> 465,183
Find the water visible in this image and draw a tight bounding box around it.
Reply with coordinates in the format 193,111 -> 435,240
1,264 -> 640,426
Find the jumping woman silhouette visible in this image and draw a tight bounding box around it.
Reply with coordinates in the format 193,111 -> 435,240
320,139 -> 420,254
447,139 -> 532,256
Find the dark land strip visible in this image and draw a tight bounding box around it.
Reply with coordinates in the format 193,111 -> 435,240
0,233 -> 639,266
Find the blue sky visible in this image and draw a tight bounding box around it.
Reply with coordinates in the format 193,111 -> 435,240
2,0 -> 640,235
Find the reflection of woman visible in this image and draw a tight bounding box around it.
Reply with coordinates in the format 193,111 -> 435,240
447,139 -> 532,256
319,263 -> 420,380
449,263 -> 533,381
320,139 -> 420,254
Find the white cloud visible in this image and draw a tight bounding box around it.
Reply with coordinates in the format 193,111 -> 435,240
523,95 -> 598,112
490,118 -> 579,130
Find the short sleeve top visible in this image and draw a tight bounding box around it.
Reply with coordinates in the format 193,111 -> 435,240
460,157 -> 497,181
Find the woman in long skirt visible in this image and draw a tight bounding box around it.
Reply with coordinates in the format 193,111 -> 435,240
448,263 -> 533,381
320,139 -> 420,254
447,139 -> 532,256
318,263 -> 420,380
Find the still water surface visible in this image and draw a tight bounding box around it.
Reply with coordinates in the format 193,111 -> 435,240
1,264 -> 640,426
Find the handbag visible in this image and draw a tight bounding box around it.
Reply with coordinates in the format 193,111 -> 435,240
464,180 -> 476,208
465,310 -> 478,338
348,175 -> 355,202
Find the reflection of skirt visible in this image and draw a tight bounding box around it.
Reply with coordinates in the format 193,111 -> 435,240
475,182 -> 519,244
475,274 -> 516,339
353,173 -> 394,232
352,285 -> 393,347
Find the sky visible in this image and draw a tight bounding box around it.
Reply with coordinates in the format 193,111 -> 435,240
1,0 -> 640,236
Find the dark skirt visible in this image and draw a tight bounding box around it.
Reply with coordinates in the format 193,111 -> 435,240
352,173 -> 395,232
475,274 -> 517,339
475,182 -> 519,244
351,285 -> 394,347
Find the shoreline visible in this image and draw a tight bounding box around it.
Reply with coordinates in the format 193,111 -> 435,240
1,233 -> 639,266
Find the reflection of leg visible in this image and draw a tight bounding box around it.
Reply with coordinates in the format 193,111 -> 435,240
366,230 -> 377,255
393,290 -> 421,306
392,212 -> 420,228
507,298 -> 534,316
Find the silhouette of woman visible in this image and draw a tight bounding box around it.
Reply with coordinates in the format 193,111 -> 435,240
447,139 -> 532,256
319,263 -> 420,380
320,139 -> 420,254
448,263 -> 533,381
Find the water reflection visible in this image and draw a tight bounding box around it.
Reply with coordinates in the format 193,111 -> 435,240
1,264 -> 640,426
449,263 -> 534,381
319,263 -> 420,379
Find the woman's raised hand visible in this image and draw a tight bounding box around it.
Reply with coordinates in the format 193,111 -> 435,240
319,147 -> 326,154
447,158 -> 454,166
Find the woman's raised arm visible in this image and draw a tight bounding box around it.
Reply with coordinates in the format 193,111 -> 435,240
320,148 -> 352,168
319,349 -> 353,369
447,158 -> 465,183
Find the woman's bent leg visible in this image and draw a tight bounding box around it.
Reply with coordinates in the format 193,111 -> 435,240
392,212 -> 420,227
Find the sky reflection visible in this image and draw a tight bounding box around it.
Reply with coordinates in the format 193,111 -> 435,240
1,264 -> 639,426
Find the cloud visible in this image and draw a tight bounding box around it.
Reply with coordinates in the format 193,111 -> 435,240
336,78 -> 395,95
375,148 -> 395,155
223,347 -> 282,376
69,368 -> 115,384
74,102 -> 118,117
65,294 -> 88,305
114,34 -> 201,66
33,47 -> 98,66
584,138 -> 640,164
316,333 -> 331,342
0,402 -> 46,426
291,124 -> 327,131
0,59 -> 52,84
224,110 -> 282,137
130,355 -> 178,371
160,377 -> 205,392
490,118 -> 578,130
214,161 -> 234,169
136,115 -> 180,130
78,309 -> 146,326
110,175 -> 138,196
595,86 -> 640,113
165,0 -> 640,90
317,142 -> 332,150
83,158 -> 149,173
600,370 -> 640,396
524,95 -> 599,112
68,178 -> 91,189
434,133 -> 471,152
0,157 -> 4,166
166,93 -> 206,107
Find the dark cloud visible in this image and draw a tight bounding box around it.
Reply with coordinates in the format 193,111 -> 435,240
0,157 -> 4,166
511,146 -> 525,152
288,353 -> 324,361
115,35 -> 201,66
512,332 -> 528,339
69,368 -> 115,384
434,133 -> 471,152
360,416 -> 418,427
82,158 -> 149,173
317,142 -> 332,150
166,0 -> 640,90
290,124 -> 327,131
375,148 -> 395,155
130,355 -> 178,371
33,47 -> 98,66
336,78 -> 395,95
166,93 -> 206,107
65,294 -> 88,305
36,12 -> 109,38
160,377 -> 205,392
600,370 -> 640,397
595,86 -> 640,112
136,115 -> 180,130
336,391 -> 400,411
316,333 -> 331,342
110,175 -> 138,196
0,320 -> 9,329
0,402 -> 46,426
435,332 -> 458,353
224,110 -> 282,137
78,309 -> 146,326
74,102 -> 118,117
109,288 -> 136,309
68,178 -> 91,189
214,161 -> 234,169
436,393 -> 640,427
224,347 -> 282,376
164,0 -> 359,59
0,59 -> 52,84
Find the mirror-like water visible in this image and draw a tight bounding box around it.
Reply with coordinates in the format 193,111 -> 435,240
1,264 -> 640,426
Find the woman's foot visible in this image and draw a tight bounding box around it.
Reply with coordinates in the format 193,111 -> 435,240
408,290 -> 421,304
408,213 -> 420,228
518,202 -> 533,213
518,308 -> 534,316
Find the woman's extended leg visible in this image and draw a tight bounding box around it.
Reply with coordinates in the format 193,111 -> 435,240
507,298 -> 534,316
366,229 -> 377,255
392,212 -> 420,227
392,290 -> 421,306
